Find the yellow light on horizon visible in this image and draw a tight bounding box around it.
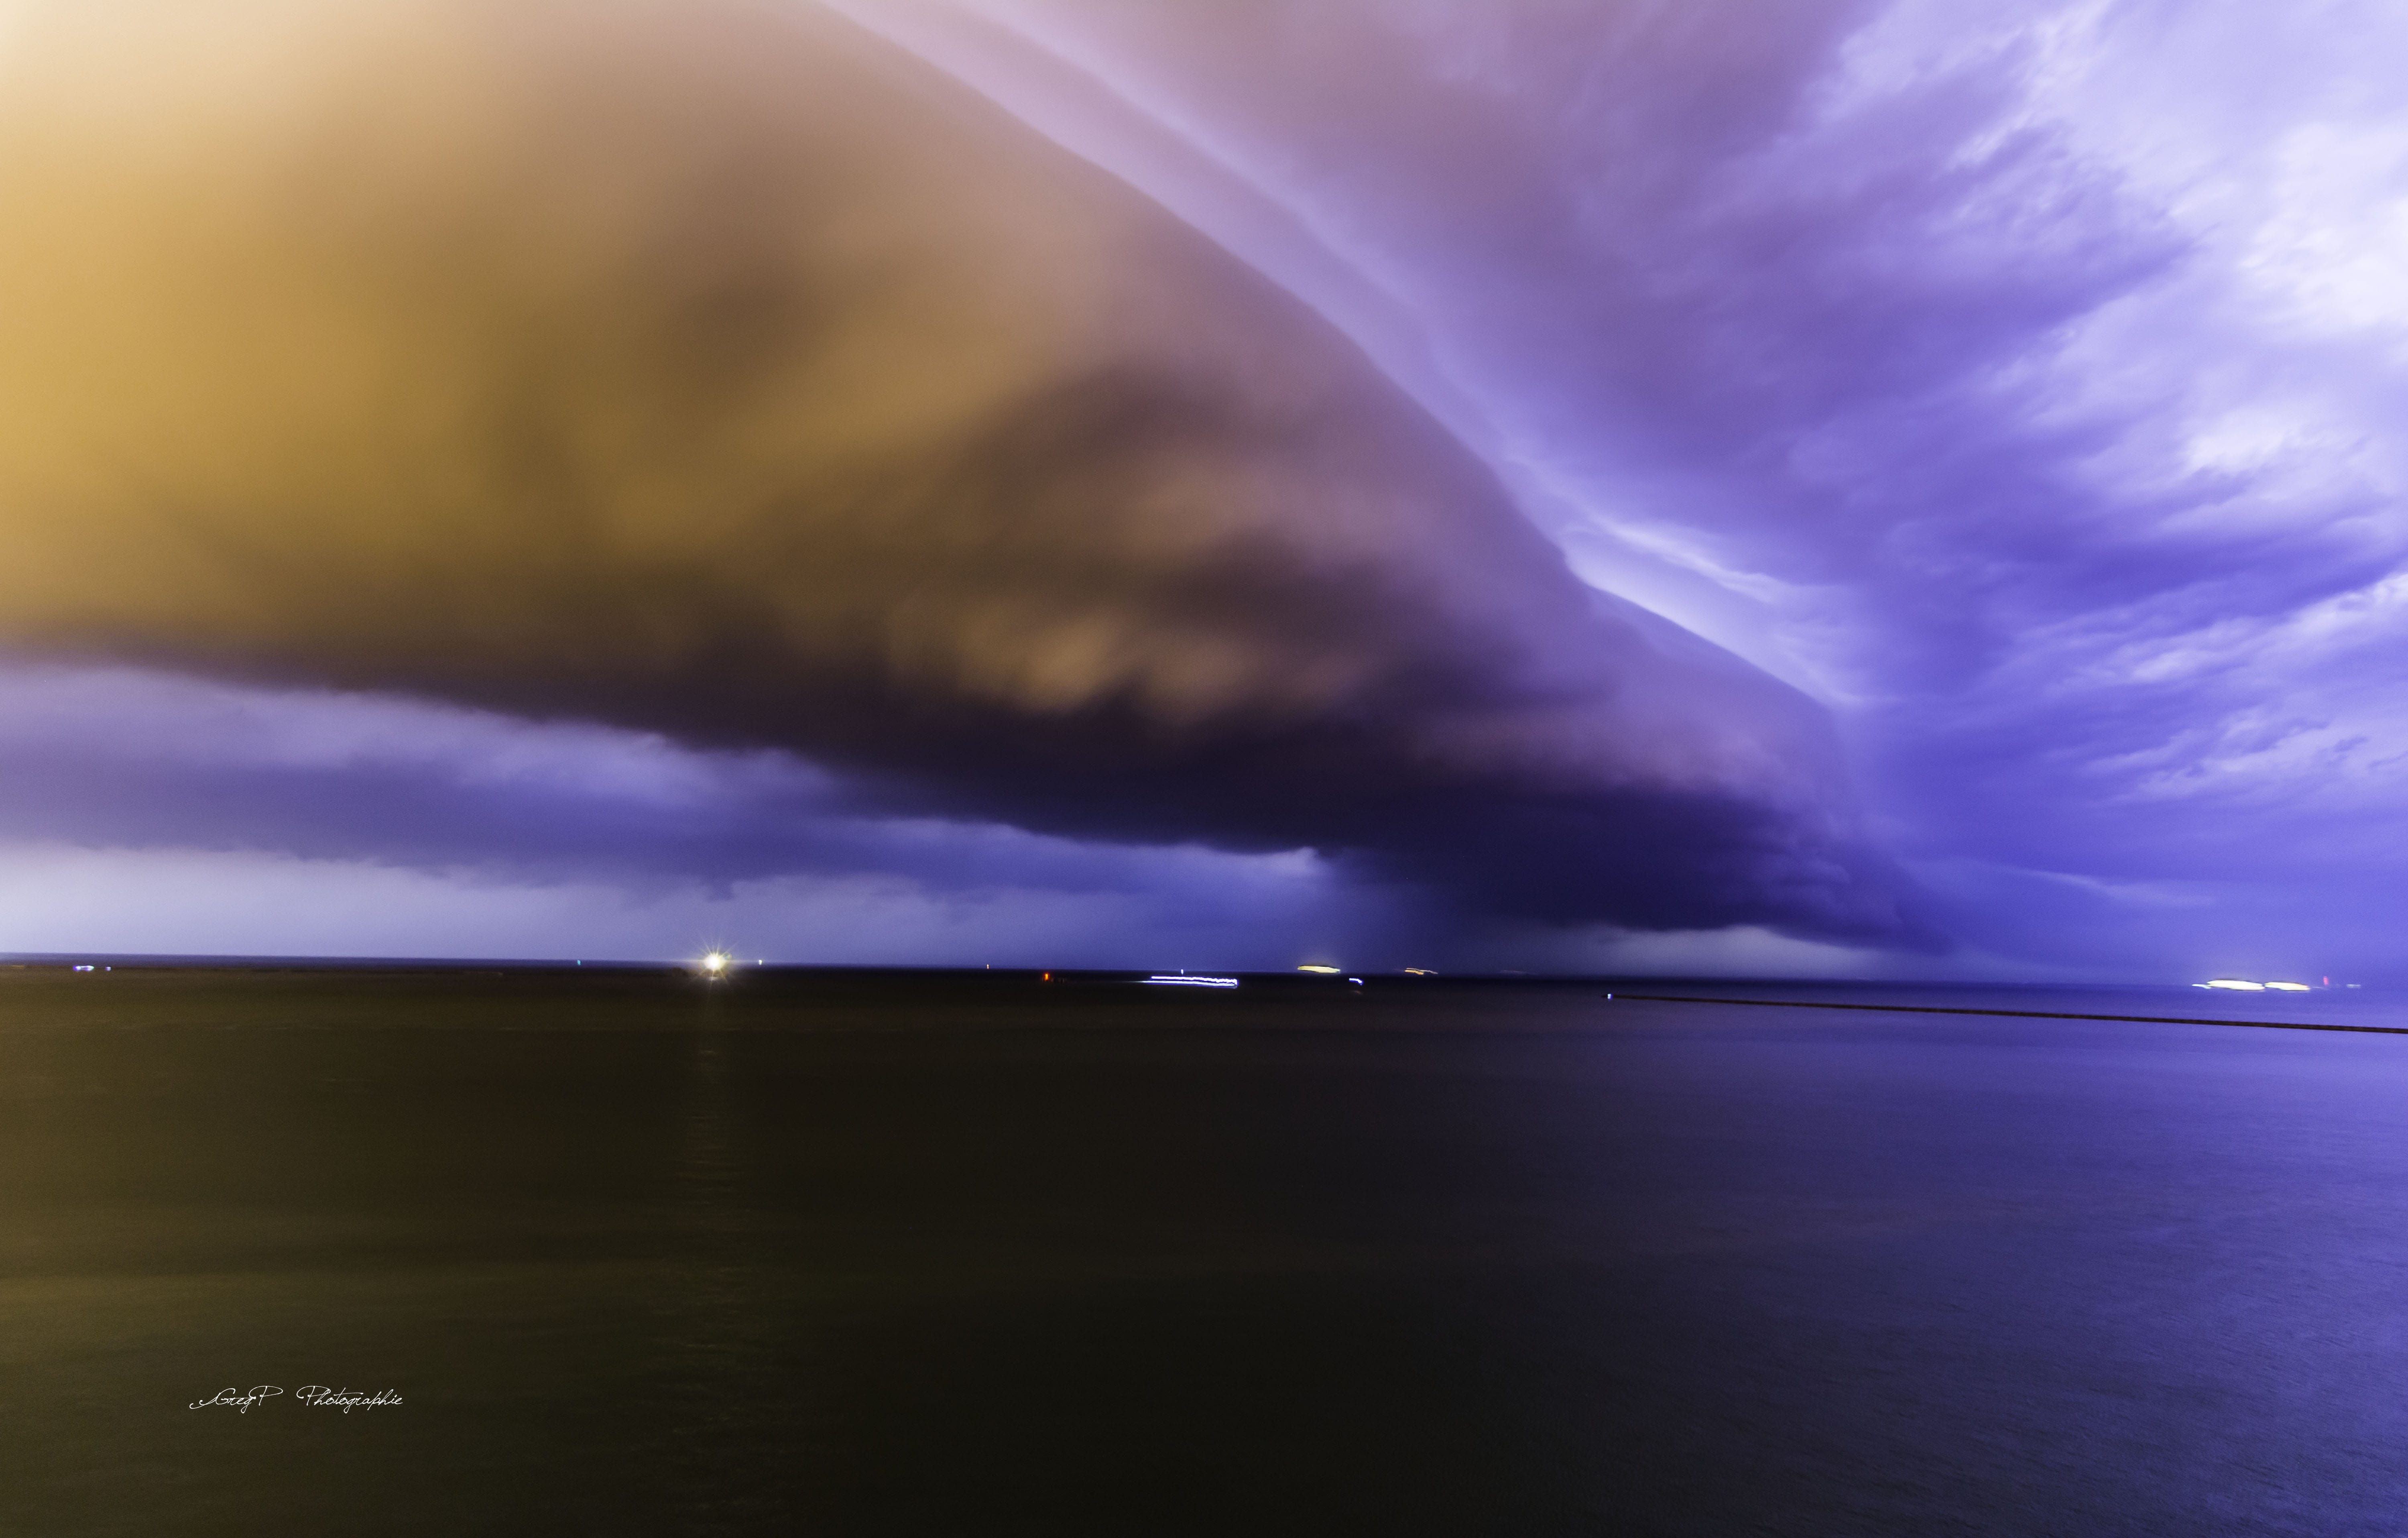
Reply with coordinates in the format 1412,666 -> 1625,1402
1296,964 -> 1340,974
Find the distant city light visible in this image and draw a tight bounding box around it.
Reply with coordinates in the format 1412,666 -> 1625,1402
1142,974 -> 1238,988
1296,964 -> 1340,974
2203,979 -> 2265,991
2264,981 -> 2312,992
699,951 -> 730,976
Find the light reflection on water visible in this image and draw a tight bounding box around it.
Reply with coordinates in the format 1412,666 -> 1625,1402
4,968 -> 2408,1534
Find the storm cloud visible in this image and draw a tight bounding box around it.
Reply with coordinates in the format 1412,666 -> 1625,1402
899,0 -> 2408,981
0,0 -> 1921,946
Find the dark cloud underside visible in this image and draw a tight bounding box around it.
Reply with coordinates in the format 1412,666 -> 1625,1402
0,0 -> 1924,943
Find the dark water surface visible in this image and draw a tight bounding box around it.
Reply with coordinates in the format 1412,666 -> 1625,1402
6,967 -> 2407,1534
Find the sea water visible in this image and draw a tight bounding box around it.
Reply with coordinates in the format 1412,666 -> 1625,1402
5,966 -> 2405,1534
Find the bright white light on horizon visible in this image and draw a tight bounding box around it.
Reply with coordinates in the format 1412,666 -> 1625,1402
2204,978 -> 2268,991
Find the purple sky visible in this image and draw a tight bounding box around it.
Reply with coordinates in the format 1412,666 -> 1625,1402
3,0 -> 2404,980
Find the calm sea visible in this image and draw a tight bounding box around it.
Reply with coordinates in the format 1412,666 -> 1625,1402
5,966 -> 2406,1534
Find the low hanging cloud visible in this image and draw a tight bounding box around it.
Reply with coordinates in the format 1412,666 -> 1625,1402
0,0 -> 1926,945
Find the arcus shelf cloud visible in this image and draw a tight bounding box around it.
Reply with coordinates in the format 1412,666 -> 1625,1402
4,0 -> 2404,981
